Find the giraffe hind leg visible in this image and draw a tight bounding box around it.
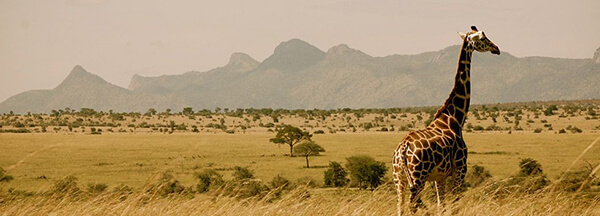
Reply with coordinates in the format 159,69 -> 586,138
394,176 -> 407,216
409,179 -> 426,212
393,162 -> 409,216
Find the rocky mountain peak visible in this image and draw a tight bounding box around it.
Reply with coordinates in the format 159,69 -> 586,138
272,39 -> 321,55
259,39 -> 325,72
226,52 -> 259,70
55,65 -> 110,91
326,44 -> 370,58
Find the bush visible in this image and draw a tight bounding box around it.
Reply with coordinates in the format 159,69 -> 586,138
533,128 -> 543,133
555,168 -> 594,192
270,175 -> 292,190
465,165 -> 492,187
518,158 -> 543,177
233,166 -> 254,181
237,180 -> 269,198
0,167 -> 14,182
313,130 -> 325,134
324,161 -> 349,187
147,172 -> 185,197
345,155 -> 387,189
112,183 -> 134,195
87,182 -> 108,195
52,175 -> 81,195
508,158 -> 550,193
195,169 -> 224,193
296,176 -> 320,188
544,105 -> 558,116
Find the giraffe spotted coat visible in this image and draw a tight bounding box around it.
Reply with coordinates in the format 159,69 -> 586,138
392,26 -> 500,214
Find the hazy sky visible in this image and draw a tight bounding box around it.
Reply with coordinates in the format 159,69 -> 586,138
1,0 -> 599,102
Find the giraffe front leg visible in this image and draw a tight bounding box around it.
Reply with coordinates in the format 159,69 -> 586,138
437,180 -> 446,203
451,152 -> 468,199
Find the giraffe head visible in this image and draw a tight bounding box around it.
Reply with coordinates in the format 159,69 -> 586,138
459,26 -> 500,55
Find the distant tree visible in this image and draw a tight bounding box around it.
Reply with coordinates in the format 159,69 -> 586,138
294,141 -> 325,168
51,109 -> 60,118
345,155 -> 387,189
145,108 -> 157,116
544,105 -> 558,116
182,107 -> 194,116
324,161 -> 349,187
269,125 -> 312,157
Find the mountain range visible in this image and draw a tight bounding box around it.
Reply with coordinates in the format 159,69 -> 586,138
1,39 -> 599,113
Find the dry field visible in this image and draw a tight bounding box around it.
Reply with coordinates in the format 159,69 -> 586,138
1,101 -> 599,215
0,133 -> 599,215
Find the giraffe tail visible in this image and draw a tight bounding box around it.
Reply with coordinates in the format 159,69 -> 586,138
400,145 -> 414,188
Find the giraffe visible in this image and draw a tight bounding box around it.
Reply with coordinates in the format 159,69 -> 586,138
392,26 -> 500,214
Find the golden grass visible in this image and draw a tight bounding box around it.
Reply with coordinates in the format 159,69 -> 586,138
1,133 -> 599,191
1,183 -> 598,216
1,132 -> 599,215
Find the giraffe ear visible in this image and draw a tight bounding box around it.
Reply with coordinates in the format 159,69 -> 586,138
458,32 -> 466,40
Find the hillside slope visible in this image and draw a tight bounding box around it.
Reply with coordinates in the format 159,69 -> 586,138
1,40 -> 599,113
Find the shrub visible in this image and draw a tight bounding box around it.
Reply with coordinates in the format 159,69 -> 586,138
112,183 -> 134,195
544,105 -> 558,116
345,155 -> 387,189
195,169 -> 224,193
555,168 -> 594,192
324,161 -> 349,187
510,158 -> 550,193
0,167 -> 14,182
270,175 -> 292,190
233,166 -> 254,181
465,165 -> 492,187
147,172 -> 185,197
87,182 -> 108,195
237,180 -> 268,198
533,128 -> 543,133
296,176 -> 320,188
52,175 -> 81,195
518,158 -> 543,177
313,130 -> 325,134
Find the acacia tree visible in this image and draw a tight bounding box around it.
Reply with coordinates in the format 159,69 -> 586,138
269,125 -> 312,157
294,141 -> 325,168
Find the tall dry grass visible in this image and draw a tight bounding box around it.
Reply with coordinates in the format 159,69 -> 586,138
1,180 -> 599,216
1,137 -> 598,215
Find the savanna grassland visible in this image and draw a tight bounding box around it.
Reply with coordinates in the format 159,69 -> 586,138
1,100 -> 599,215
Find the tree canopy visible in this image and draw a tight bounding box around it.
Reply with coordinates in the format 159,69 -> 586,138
269,125 -> 312,157
294,141 -> 325,168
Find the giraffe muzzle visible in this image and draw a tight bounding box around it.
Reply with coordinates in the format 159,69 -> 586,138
491,49 -> 501,55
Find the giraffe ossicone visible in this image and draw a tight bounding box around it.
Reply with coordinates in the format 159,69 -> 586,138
392,26 -> 500,215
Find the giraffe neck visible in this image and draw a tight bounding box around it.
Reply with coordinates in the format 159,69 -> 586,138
434,37 -> 473,127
